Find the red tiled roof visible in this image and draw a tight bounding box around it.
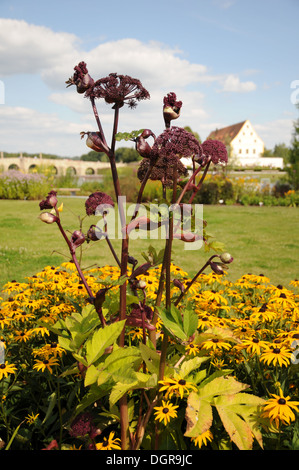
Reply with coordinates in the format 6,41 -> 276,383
207,121 -> 246,144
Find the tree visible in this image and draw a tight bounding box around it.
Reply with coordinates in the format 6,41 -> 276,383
286,106 -> 299,189
273,143 -> 290,165
115,147 -> 141,163
80,150 -> 108,161
184,126 -> 201,143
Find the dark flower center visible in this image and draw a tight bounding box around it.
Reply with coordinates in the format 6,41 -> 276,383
102,438 -> 109,447
162,407 -> 169,414
278,398 -> 286,405
178,379 -> 186,385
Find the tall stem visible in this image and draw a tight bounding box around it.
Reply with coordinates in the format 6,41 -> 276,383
158,164 -> 177,381
108,104 -> 130,450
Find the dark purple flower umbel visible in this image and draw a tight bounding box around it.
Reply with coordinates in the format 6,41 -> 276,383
85,191 -> 114,216
153,126 -> 201,162
69,412 -> 98,439
39,190 -> 58,210
66,61 -> 94,94
86,73 -> 150,109
163,92 -> 182,128
137,126 -> 201,187
201,139 -> 228,165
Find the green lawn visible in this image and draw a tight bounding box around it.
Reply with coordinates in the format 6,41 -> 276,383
1,197 -> 298,288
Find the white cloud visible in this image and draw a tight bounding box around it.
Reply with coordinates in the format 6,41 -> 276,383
0,106 -> 89,156
255,119 -> 294,148
0,18 -> 269,156
42,38 -> 209,92
218,74 -> 257,93
0,18 -> 80,77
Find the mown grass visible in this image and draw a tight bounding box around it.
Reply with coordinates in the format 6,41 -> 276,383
0,197 -> 298,287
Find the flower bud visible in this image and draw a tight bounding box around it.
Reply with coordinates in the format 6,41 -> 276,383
80,131 -> 109,154
163,92 -> 182,127
39,190 -> 58,210
71,230 -> 85,249
220,252 -> 234,264
66,61 -> 94,94
135,129 -> 155,158
138,280 -> 147,289
86,225 -> 104,242
38,212 -> 58,224
210,261 -> 224,275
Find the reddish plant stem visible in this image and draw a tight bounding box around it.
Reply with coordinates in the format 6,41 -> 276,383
174,254 -> 219,306
55,219 -> 107,327
109,105 -> 130,450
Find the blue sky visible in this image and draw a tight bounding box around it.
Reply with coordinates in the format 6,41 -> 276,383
0,0 -> 298,157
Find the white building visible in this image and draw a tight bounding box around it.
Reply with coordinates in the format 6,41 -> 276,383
207,120 -> 284,168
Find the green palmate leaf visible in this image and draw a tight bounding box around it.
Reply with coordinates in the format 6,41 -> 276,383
198,375 -> 248,399
185,391 -> 213,438
184,376 -> 248,438
85,320 -> 126,366
185,375 -> 264,450
214,393 -> 265,450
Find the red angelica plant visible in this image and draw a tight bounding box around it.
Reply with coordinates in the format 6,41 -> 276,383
38,62 -> 265,451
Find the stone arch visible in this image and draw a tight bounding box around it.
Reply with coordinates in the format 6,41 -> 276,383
66,166 -> 77,176
85,167 -> 95,175
47,165 -> 58,175
8,163 -> 19,171
28,164 -> 38,173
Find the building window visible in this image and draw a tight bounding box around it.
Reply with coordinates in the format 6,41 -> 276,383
246,149 -> 249,154
239,149 -> 242,154
253,149 -> 256,154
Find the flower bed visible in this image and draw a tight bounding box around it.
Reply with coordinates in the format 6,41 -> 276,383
1,262 -> 298,450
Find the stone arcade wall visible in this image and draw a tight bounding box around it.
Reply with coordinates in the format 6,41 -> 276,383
0,153 -> 117,176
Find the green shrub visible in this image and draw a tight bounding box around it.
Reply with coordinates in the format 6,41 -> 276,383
0,171 -> 52,200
